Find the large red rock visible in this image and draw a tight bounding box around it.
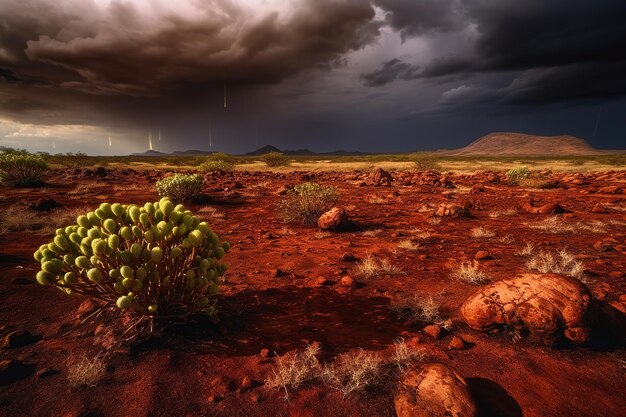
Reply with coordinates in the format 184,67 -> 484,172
394,364 -> 477,417
317,207 -> 351,231
460,273 -> 593,346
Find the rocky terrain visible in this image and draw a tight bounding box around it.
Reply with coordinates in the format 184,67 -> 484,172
0,166 -> 625,417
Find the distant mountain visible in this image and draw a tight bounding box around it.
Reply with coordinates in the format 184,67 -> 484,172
245,145 -> 282,156
131,150 -> 169,156
444,132 -> 605,156
245,145 -> 371,156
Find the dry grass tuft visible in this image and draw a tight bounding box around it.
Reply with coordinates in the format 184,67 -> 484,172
355,255 -> 404,278
471,227 -> 496,238
427,217 -> 442,225
322,349 -> 385,396
528,216 -> 606,234
67,354 -> 106,388
451,261 -> 490,284
361,228 -> 383,237
526,249 -> 586,281
517,243 -> 535,256
265,344 -> 321,400
397,239 -> 420,251
390,293 -> 443,324
391,339 -> 426,373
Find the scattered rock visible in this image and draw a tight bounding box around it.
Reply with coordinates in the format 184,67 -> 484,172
470,184 -> 485,194
422,324 -> 442,339
597,186 -> 622,194
523,202 -> 566,214
460,273 -> 593,346
434,201 -> 472,218
0,360 -> 36,385
259,348 -> 270,358
28,198 -> 60,211
339,253 -> 359,262
340,275 -> 356,289
314,276 -> 333,287
2,330 -> 42,349
241,375 -> 252,389
94,167 -> 108,177
370,168 -> 393,186
448,336 -> 466,350
36,368 -> 60,380
394,364 -> 477,417
318,207 -> 351,231
474,250 -> 493,261
77,300 -> 97,318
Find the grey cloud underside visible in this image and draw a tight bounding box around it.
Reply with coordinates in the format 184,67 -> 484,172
363,0 -> 626,105
1,0 -> 379,96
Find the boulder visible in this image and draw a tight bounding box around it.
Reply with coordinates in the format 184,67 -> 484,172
317,207 -> 351,231
394,364 -> 477,417
460,273 -> 593,346
434,201 -> 472,218
370,168 -> 393,186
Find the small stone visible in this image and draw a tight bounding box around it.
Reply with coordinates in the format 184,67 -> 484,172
422,324 -> 442,339
340,275 -> 356,289
609,271 -> 623,278
340,253 -> 358,262
474,251 -> 492,261
314,276 -> 333,287
448,336 -> 466,350
272,268 -> 284,278
241,376 -> 252,389
259,348 -> 270,358
77,300 -> 97,318
36,368 -> 60,379
207,395 -> 222,403
28,198 -> 60,211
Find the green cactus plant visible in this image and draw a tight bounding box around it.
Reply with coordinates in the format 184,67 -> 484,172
33,198 -> 230,329
156,173 -> 203,203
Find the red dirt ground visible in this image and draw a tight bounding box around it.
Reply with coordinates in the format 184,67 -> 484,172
1,167 -> 625,417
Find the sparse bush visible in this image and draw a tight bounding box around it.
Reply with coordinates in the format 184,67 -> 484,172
265,344 -> 321,400
279,182 -> 339,225
260,151 -> 289,167
451,261 -> 490,284
33,198 -> 230,332
391,338 -> 426,373
67,354 -> 106,388
518,177 -> 553,189
156,173 -> 203,203
322,349 -> 385,396
412,154 -> 441,172
200,160 -> 234,173
207,152 -> 235,163
526,249 -> 586,281
0,152 -> 48,186
50,152 -> 92,169
355,255 -> 404,278
390,293 -> 443,324
506,166 -> 529,184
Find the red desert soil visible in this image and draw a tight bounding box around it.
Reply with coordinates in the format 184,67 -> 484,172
1,167 -> 625,417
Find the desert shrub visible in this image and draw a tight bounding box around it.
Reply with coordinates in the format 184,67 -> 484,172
526,249 -> 585,281
260,151 -> 289,167
322,349 -> 385,395
33,198 -> 230,330
412,154 -> 441,172
200,160 -> 234,173
451,262 -> 490,284
0,152 -> 48,186
50,152 -> 92,169
355,255 -> 404,278
390,293 -> 443,324
67,354 -> 106,388
279,182 -> 339,225
265,344 -> 321,400
156,174 -> 203,203
207,152 -> 235,164
506,166 -> 530,184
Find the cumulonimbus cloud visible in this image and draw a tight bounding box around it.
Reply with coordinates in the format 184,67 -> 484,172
1,0 -> 381,96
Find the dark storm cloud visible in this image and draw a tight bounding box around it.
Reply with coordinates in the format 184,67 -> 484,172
367,0 -> 626,105
0,0 -> 380,97
361,59 -> 420,86
373,0 -> 463,39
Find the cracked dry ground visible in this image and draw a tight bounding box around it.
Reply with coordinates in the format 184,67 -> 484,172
1,168 -> 625,417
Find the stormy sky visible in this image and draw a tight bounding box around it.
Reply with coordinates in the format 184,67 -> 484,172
0,0 -> 625,155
